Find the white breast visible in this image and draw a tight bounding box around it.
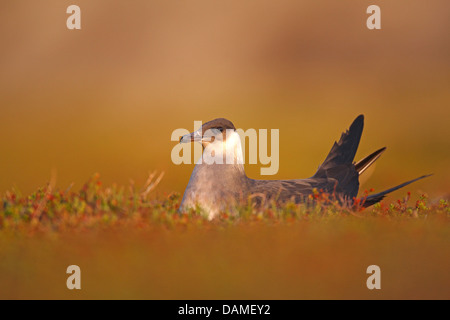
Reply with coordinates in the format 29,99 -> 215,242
180,131 -> 248,219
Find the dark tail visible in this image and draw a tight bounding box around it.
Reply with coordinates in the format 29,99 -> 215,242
362,174 -> 432,207
318,114 -> 364,170
314,115 -> 364,198
355,147 -> 386,175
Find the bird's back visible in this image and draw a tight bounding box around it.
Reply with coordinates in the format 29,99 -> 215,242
248,176 -> 339,204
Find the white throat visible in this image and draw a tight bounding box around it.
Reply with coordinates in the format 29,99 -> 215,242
199,131 -> 244,168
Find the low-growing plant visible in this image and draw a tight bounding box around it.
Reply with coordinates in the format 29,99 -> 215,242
0,173 -> 448,234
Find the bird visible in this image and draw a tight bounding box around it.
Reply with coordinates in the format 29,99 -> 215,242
178,115 -> 430,219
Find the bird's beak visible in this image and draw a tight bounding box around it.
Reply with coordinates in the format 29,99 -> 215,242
179,129 -> 202,144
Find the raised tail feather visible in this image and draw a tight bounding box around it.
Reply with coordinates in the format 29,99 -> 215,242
355,147 -> 386,175
313,115 -> 365,198
318,114 -> 364,170
362,174 -> 432,207
313,115 -> 430,206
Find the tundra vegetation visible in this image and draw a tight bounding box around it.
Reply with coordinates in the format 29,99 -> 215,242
0,173 -> 448,299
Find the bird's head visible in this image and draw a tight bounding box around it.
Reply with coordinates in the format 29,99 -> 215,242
180,118 -> 243,164
179,118 -> 236,148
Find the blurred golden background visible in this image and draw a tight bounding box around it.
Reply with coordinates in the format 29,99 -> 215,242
2,219 -> 448,299
1,0 -> 449,199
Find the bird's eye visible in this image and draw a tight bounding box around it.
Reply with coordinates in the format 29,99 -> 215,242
218,128 -> 224,132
